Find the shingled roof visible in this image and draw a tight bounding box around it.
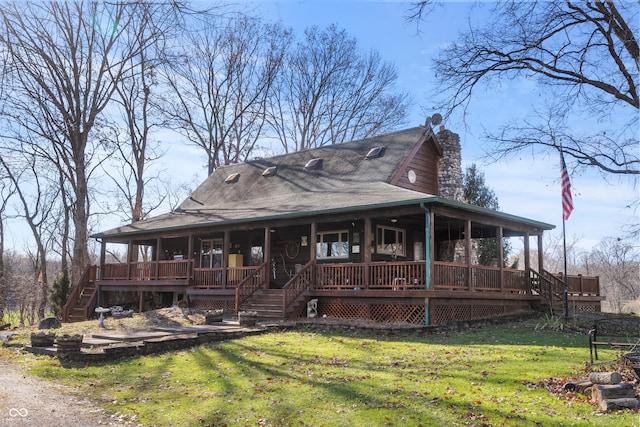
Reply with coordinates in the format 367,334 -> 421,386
94,126 -> 437,238
94,125 -> 555,240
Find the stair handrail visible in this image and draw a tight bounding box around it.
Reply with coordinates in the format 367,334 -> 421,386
62,265 -> 98,322
282,260 -> 315,315
530,268 -> 565,315
235,261 -> 268,313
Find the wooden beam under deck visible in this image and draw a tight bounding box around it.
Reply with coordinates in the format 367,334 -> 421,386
97,279 -> 190,293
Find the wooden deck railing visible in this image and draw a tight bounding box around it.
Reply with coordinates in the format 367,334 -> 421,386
551,273 -> 600,296
235,261 -> 268,312
101,260 -> 192,280
99,259 -> 598,300
193,266 -> 258,289
316,263 -> 366,289
369,261 -> 425,290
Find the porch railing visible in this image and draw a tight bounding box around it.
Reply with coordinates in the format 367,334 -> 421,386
433,261 -> 530,293
193,266 -> 258,289
316,263 -> 366,289
369,261 -> 425,290
235,261 -> 268,312
101,260 -> 192,281
551,273 -> 600,296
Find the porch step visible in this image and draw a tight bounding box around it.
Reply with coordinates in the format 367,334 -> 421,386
241,289 -> 284,319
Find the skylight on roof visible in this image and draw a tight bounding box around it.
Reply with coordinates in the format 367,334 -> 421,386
224,173 -> 240,183
304,158 -> 323,170
365,146 -> 385,159
262,166 -> 277,177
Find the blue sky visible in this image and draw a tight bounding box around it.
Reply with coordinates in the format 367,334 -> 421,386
245,0 -> 638,251
4,1 -> 637,254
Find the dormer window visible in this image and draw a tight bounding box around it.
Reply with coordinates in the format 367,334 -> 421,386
365,146 -> 385,159
304,158 -> 323,170
224,173 -> 240,183
262,166 -> 277,177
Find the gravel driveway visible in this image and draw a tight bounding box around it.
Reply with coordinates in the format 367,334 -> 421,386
0,360 -> 134,426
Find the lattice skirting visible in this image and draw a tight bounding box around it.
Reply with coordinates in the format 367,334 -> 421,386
318,300 -> 426,325
429,300 -> 532,325
188,297 -> 235,312
570,301 -> 601,313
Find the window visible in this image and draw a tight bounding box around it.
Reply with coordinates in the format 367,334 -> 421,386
224,173 -> 240,183
262,166 -> 277,177
200,239 -> 223,268
316,230 -> 349,259
365,146 -> 385,159
304,158 -> 323,170
376,225 -> 405,257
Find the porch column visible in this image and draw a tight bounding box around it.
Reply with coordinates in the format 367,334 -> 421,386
363,217 -> 371,289
523,232 -> 531,272
537,233 -> 544,273
465,220 -> 472,290
223,230 -> 230,288
498,226 -> 504,292
99,240 -> 106,279
98,240 -> 106,307
421,204 -> 433,327
310,222 -> 317,260
155,237 -> 162,278
187,234 -> 194,283
127,240 -> 134,279
264,227 -> 271,284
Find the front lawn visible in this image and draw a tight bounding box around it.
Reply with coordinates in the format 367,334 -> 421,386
1,318 -> 638,426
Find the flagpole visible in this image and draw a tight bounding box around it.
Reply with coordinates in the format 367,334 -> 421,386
562,215 -> 569,318
559,145 -> 572,319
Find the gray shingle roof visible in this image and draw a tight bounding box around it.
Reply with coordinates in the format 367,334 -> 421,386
95,126 -> 434,238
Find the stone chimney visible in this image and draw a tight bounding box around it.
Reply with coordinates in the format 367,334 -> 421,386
436,126 -> 464,202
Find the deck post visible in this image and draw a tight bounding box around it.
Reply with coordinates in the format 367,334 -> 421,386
523,232 -> 530,272
420,203 -> 431,326
127,240 -> 133,280
363,217 -> 371,289
310,222 -> 317,287
264,227 -> 271,286
155,238 -> 161,279
465,220 -> 472,290
537,233 -> 544,273
223,230 -> 230,288
498,226 -> 504,292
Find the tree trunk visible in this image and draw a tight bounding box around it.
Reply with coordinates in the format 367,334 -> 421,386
589,372 -> 622,385
599,398 -> 640,411
592,383 -> 635,402
563,379 -> 593,395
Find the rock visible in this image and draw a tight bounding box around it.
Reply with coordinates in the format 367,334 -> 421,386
38,317 -> 61,330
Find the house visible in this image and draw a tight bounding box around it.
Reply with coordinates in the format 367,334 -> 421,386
63,125 -> 601,324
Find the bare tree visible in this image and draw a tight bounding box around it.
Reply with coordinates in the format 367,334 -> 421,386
0,1 -> 174,283
103,2 -> 176,227
0,149 -> 60,319
267,24 -> 411,153
0,174 -> 15,321
161,15 -> 290,174
582,237 -> 640,313
410,1 -> 638,177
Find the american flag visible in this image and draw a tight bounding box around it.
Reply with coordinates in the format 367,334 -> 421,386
560,151 -> 573,220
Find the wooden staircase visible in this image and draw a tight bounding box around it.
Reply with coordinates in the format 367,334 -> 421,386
62,266 -> 99,323
530,269 -> 566,316
240,289 -> 285,319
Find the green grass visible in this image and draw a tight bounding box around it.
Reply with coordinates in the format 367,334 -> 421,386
1,318 -> 638,426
